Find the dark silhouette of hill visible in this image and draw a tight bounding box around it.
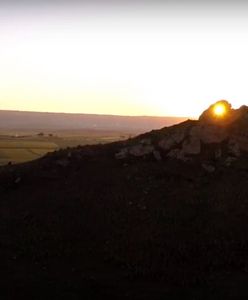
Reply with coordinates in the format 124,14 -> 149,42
1,101 -> 248,299
0,110 -> 186,132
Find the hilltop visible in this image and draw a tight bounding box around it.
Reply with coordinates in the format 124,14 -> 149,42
1,101 -> 248,299
115,100 -> 248,168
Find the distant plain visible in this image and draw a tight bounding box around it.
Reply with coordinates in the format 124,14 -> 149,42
0,110 -> 186,166
0,129 -> 134,165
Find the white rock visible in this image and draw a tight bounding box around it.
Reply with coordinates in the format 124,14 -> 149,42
189,125 -> 227,144
115,148 -> 129,159
202,163 -> 215,173
140,138 -> 151,145
167,149 -> 185,160
215,148 -> 222,159
232,136 -> 248,153
182,136 -> 201,155
153,150 -> 162,161
159,128 -> 186,151
228,139 -> 240,157
224,156 -> 237,166
55,159 -> 70,167
129,145 -> 154,157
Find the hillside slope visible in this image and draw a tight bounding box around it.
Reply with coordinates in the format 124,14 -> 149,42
1,101 -> 248,299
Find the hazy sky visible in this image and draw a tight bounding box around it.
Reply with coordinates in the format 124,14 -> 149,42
0,0 -> 248,117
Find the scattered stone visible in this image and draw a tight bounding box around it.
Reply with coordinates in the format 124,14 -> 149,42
55,159 -> 70,167
182,136 -> 201,155
159,129 -> 185,151
140,138 -> 151,145
228,139 -> 240,157
202,163 -> 215,173
215,148 -> 222,159
153,150 -> 162,161
234,136 -> 248,152
115,148 -> 129,159
224,156 -> 237,167
14,177 -> 21,184
129,145 -> 154,157
188,121 -> 228,144
115,101 -> 248,166
167,149 -> 185,161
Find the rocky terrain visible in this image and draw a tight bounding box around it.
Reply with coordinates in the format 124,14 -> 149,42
116,100 -> 248,169
1,100 -> 248,299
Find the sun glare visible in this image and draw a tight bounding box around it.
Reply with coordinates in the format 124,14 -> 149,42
213,103 -> 226,117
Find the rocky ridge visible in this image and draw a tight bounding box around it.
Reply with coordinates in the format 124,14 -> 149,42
115,100 -> 248,170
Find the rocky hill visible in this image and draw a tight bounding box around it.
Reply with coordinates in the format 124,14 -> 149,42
1,100 -> 248,299
115,100 -> 248,169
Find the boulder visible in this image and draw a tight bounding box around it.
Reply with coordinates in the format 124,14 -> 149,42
129,145 -> 154,157
233,136 -> 248,152
215,148 -> 222,159
182,136 -> 201,155
115,148 -> 129,159
190,125 -> 227,144
202,163 -> 215,173
115,102 -> 248,164
167,149 -> 185,161
227,139 -> 240,157
153,150 -> 162,161
115,145 -> 154,159
55,159 -> 70,167
139,138 -> 152,145
159,128 -> 186,151
224,156 -> 237,167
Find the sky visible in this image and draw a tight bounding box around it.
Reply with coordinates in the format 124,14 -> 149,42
0,0 -> 248,118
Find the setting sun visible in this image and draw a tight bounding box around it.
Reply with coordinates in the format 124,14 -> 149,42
213,104 -> 226,117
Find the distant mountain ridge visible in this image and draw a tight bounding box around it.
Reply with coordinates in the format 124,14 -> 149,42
0,110 -> 187,132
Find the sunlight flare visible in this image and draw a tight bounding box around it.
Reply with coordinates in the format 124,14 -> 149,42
213,103 -> 227,117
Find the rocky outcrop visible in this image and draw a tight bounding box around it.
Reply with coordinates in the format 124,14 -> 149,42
115,101 -> 248,168
193,124 -> 228,144
115,148 -> 129,160
129,145 -> 154,157
199,100 -> 232,125
158,128 -> 186,151
182,135 -> 201,155
115,144 -> 155,159
201,163 -> 215,173
227,139 -> 240,157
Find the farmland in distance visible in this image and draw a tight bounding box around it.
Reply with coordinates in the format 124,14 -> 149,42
0,129 -> 133,166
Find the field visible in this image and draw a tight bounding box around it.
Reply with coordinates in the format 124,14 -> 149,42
0,129 -> 134,166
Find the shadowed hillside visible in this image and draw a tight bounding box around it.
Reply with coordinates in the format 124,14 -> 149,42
1,101 -> 248,299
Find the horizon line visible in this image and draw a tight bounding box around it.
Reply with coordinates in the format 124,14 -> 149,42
0,108 -> 192,119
